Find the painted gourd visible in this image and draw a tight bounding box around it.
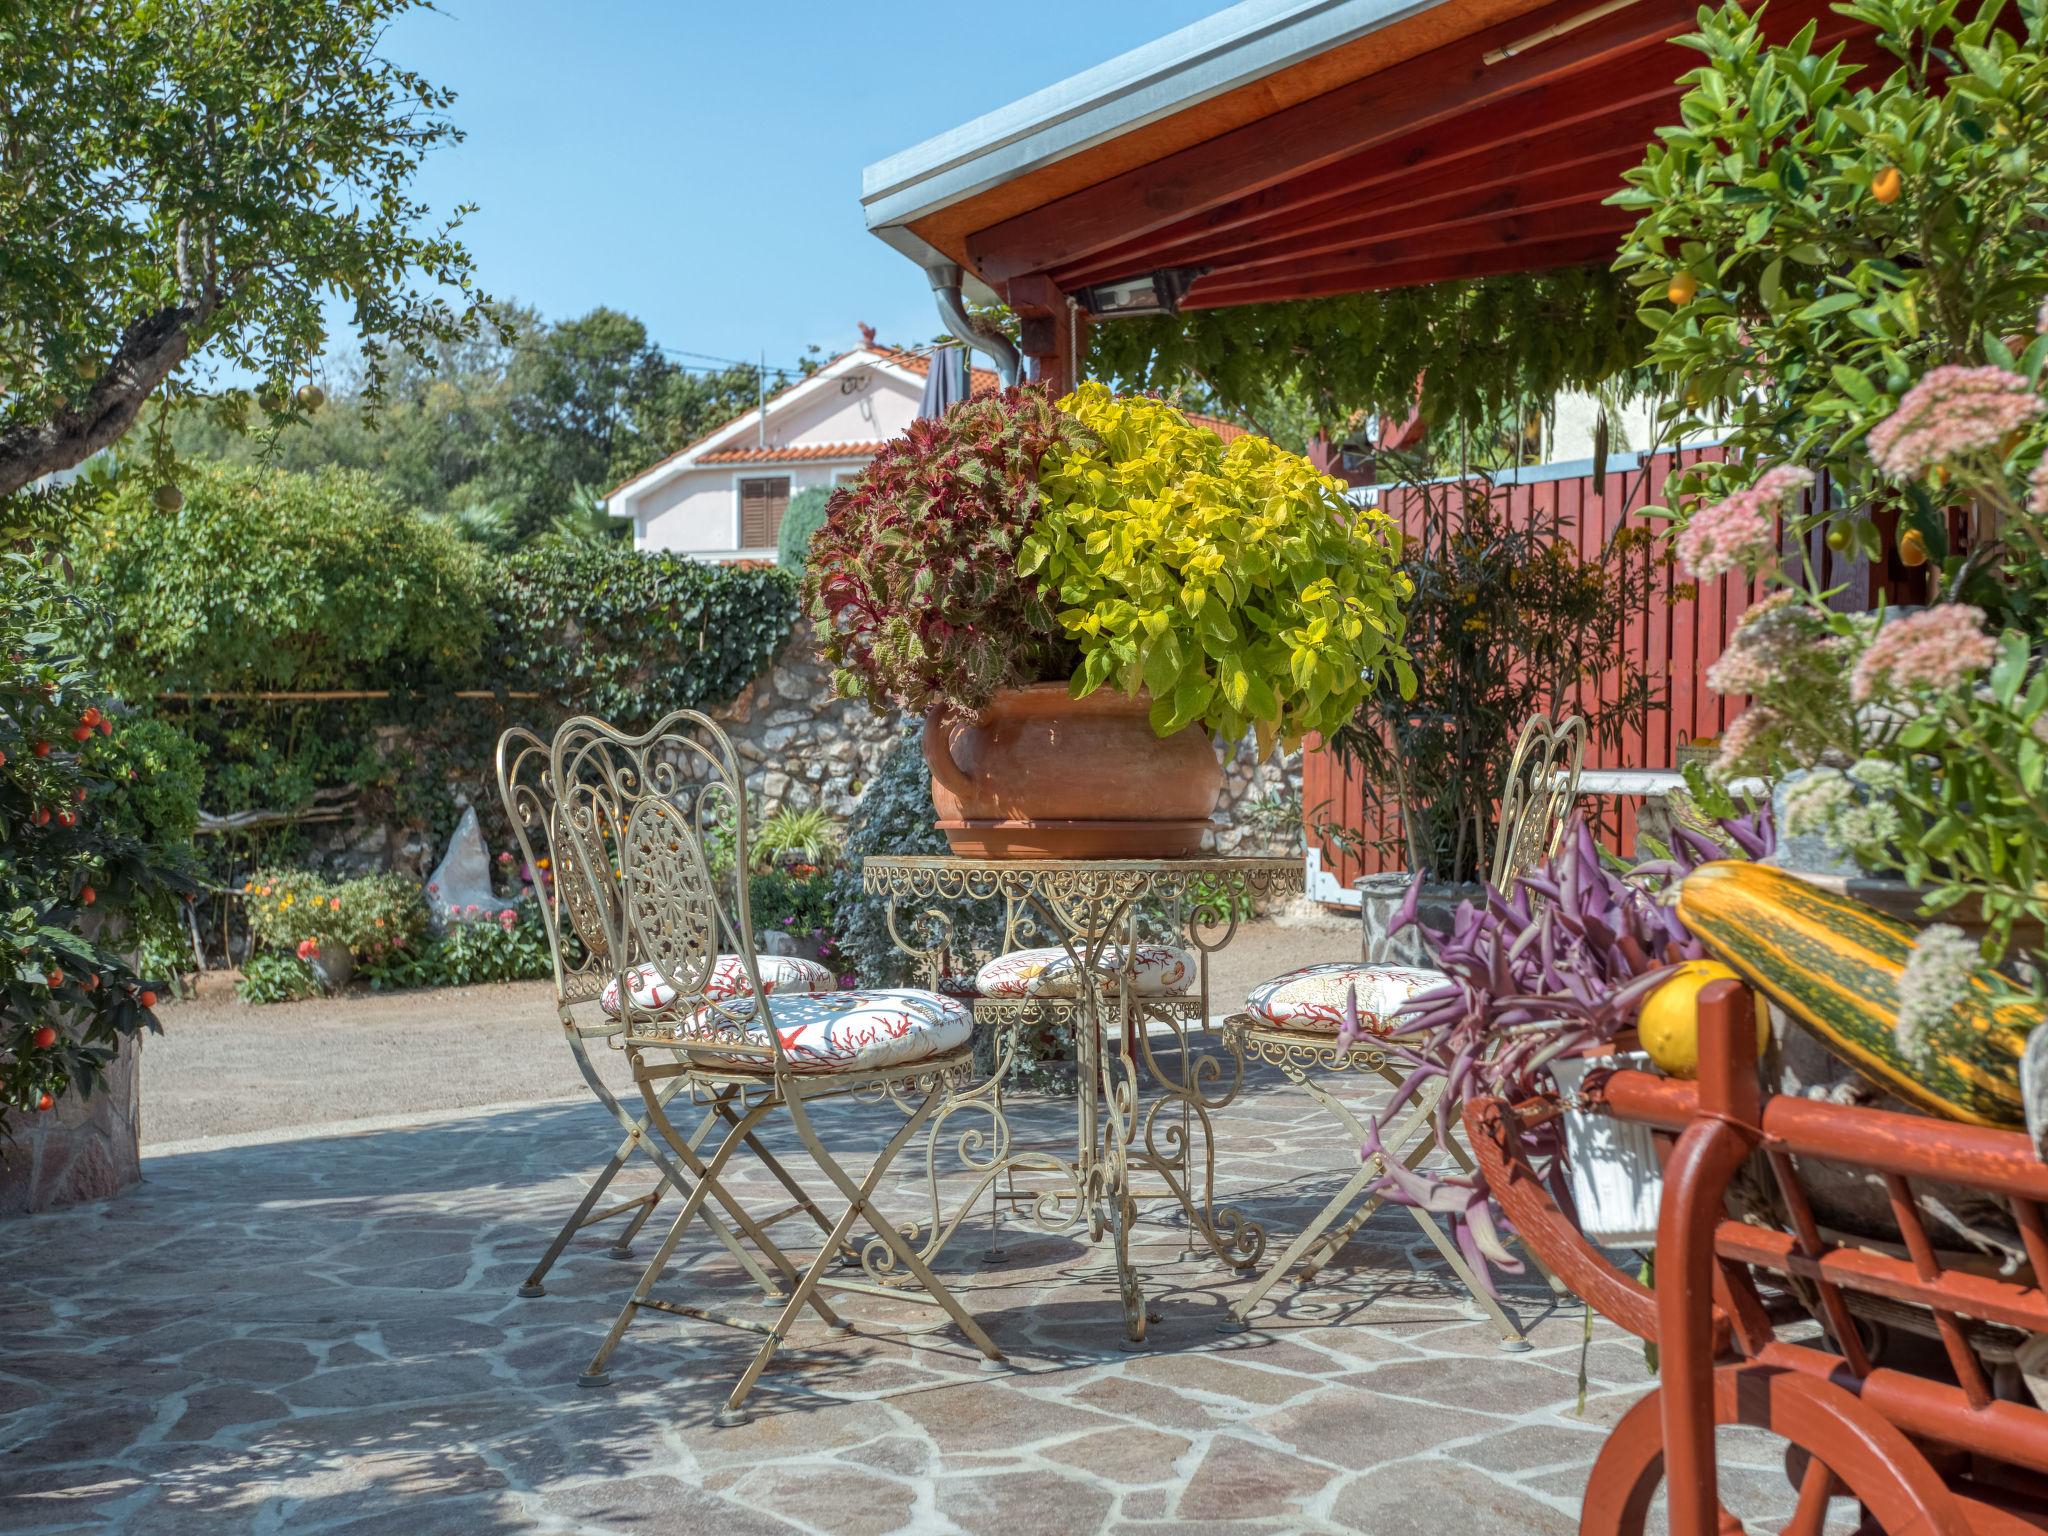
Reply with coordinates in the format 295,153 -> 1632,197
1676,861 -> 2038,1128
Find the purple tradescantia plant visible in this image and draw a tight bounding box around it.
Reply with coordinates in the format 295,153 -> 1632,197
1345,809 -> 1772,1292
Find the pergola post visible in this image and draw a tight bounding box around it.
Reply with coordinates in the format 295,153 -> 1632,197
1008,273 -> 1088,394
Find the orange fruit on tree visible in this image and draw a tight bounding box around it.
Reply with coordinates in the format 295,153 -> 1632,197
1872,167 -> 1903,203
1899,528 -> 1929,567
1667,271 -> 1699,305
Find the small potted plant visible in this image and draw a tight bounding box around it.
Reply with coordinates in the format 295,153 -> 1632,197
804,382 -> 1413,857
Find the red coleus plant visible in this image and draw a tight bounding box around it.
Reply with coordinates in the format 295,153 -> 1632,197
803,384 -> 1095,720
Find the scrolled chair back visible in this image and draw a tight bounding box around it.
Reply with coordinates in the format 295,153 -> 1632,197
1488,712 -> 1587,890
542,712 -> 777,1066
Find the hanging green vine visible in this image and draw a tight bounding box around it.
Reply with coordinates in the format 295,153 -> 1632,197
1087,267 -> 1650,440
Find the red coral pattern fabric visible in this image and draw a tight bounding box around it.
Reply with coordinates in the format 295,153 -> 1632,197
1244,962 -> 1445,1035
690,988 -> 972,1074
599,954 -> 834,1019
973,944 -> 1195,999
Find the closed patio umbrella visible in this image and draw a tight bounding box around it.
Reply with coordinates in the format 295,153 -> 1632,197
918,343 -> 969,420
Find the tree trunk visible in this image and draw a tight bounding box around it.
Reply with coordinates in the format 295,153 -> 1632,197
0,305 -> 199,499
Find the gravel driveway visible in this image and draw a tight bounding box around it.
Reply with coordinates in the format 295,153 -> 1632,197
145,917 -> 1362,1147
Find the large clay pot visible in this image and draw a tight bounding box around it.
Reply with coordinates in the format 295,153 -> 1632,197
922,683 -> 1223,859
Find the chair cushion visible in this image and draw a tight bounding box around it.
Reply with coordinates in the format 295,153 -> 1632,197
974,943 -> 1196,999
599,954 -> 834,1019
1243,962 -> 1446,1035
693,988 -> 973,1074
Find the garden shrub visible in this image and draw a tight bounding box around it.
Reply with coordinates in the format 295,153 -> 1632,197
491,543 -> 799,726
827,729 -> 1004,987
415,902 -> 552,987
243,867 -> 430,963
748,869 -> 843,976
1,533 -> 191,1128
775,485 -> 831,573
81,712 -> 204,852
80,461 -> 494,695
236,950 -> 322,1005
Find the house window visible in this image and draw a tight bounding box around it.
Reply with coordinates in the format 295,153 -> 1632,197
738,476 -> 790,548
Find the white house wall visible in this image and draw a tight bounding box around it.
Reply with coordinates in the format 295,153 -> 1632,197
770,366 -> 922,446
635,461 -> 859,556
623,358 -> 934,557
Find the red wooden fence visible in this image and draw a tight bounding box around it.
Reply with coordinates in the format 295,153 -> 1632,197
1302,446 -> 1765,895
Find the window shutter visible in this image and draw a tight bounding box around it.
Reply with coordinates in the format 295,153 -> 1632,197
739,477 -> 790,548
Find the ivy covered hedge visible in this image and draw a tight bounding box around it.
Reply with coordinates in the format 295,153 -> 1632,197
490,545 -> 799,723
83,463 -> 494,695
79,462 -> 801,714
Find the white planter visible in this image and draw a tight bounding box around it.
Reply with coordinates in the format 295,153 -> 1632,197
1549,1052 -> 1663,1248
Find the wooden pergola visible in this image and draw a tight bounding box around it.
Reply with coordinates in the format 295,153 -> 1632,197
862,0 -> 1871,389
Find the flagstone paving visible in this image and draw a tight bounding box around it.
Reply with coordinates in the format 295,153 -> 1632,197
0,1050 -> 1812,1535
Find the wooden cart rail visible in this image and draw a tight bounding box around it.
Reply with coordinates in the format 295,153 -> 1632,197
1468,980 -> 2048,1535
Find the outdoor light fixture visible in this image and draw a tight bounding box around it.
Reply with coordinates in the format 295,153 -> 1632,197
1076,266 -> 1206,318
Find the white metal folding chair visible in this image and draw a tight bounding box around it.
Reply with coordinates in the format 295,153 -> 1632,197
1223,713 -> 1586,1348
547,711 -> 1003,1422
496,725 -> 838,1300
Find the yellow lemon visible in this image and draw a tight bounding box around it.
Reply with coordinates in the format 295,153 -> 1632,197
1637,960 -> 1761,1078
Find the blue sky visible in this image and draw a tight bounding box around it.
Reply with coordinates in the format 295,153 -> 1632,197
379,1 -> 1221,372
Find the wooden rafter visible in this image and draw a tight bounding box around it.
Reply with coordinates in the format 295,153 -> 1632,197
1179,235 -> 1626,308
965,0 -> 1722,283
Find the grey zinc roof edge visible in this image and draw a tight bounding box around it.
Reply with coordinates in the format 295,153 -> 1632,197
860,0 -> 1447,237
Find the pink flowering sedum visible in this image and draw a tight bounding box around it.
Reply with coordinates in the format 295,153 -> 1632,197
1868,366 -> 2043,478
1675,465 -> 1814,580
2031,448 -> 2048,521
1850,604 -> 1997,702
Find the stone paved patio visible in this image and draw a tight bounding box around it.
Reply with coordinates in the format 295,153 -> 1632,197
0,1047 -> 1808,1534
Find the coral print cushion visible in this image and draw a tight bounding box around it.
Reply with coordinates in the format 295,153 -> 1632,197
700,988 -> 973,1074
974,944 -> 1195,999
1244,962 -> 1445,1034
599,954 -> 833,1019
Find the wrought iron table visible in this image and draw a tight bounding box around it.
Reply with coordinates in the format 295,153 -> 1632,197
862,854 -> 1303,1345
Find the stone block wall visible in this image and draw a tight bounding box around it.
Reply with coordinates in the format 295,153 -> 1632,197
0,1036 -> 141,1215
301,620 -> 1306,870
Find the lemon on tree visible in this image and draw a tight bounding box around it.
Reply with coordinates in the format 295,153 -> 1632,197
1636,959 -> 1765,1077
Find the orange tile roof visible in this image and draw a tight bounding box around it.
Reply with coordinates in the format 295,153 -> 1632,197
869,344 -> 1002,396
697,441 -> 890,465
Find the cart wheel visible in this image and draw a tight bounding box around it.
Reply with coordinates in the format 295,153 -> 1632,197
1580,1364 -> 1971,1536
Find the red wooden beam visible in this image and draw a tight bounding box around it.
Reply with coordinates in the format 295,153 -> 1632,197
966,0 -> 1720,284
1051,2 -> 1869,292
1188,151 -> 1644,284
1178,236 -> 1626,308
1049,69 -> 1685,289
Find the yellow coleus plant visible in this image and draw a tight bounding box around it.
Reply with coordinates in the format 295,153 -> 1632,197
1023,383 -> 1414,753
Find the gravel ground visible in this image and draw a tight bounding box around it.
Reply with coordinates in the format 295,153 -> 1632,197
144,916 -> 1362,1147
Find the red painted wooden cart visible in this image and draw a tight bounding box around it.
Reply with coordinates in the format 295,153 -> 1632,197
1469,980 -> 2048,1535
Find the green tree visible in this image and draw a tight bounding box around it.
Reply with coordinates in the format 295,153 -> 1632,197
487,309 -> 774,536
0,0 -> 492,498
79,461 -> 493,695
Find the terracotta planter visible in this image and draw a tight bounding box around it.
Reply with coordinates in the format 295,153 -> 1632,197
922,683 -> 1222,859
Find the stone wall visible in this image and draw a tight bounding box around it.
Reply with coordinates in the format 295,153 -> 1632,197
714,621 -> 906,819
0,1036 -> 140,1214
304,619 -> 1306,868
719,622 -> 1305,853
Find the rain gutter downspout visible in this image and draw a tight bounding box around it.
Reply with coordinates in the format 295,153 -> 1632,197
926,263 -> 1021,387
